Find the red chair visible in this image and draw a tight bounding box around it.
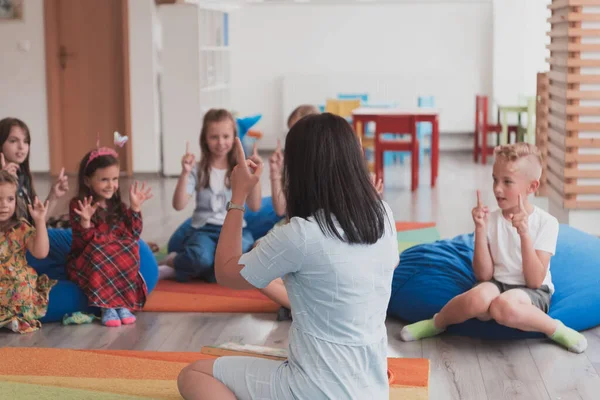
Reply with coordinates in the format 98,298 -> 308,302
474,95 -> 519,164
374,115 -> 419,191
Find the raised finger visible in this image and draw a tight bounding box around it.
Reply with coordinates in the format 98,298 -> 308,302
254,160 -> 264,177
58,167 -> 65,179
235,138 -> 249,169
476,190 -> 482,207
519,194 -> 526,211
186,141 -> 190,155
246,159 -> 258,170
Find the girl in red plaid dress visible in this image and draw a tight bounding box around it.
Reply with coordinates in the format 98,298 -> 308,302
66,149 -> 152,327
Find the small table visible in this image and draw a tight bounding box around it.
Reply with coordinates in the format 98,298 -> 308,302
498,105 -> 528,145
352,108 -> 440,188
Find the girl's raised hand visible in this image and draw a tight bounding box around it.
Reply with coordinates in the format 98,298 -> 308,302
1,154 -> 19,177
74,196 -> 98,222
181,141 -> 196,175
231,138 -> 263,202
27,197 -> 50,223
269,139 -> 284,180
370,174 -> 383,199
129,181 -> 153,212
51,167 -> 69,199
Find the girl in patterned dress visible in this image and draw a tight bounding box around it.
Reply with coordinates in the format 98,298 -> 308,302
0,170 -> 56,333
66,147 -> 153,327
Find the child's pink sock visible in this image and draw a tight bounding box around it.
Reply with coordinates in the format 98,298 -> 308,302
117,308 -> 136,325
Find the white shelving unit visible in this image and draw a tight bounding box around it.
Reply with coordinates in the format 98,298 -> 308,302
158,2 -> 233,176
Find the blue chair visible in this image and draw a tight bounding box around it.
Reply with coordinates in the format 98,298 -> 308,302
417,96 -> 434,165
237,114 -> 261,156
337,93 -> 369,104
399,96 -> 435,165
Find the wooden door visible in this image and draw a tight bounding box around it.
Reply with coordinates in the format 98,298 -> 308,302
45,0 -> 132,175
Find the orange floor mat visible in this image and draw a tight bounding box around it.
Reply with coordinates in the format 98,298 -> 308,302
143,281 -> 280,313
0,347 -> 429,399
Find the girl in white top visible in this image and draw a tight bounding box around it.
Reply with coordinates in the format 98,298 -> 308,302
159,109 -> 262,282
177,113 -> 399,400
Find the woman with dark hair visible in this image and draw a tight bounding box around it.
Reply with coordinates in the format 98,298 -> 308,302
178,113 -> 399,400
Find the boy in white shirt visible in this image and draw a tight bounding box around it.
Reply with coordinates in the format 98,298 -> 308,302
400,143 -> 587,353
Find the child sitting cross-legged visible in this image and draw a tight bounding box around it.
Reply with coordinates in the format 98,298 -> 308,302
400,143 -> 587,353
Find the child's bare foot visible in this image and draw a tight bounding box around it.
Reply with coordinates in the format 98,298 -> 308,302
161,252 -> 177,267
158,265 -> 176,280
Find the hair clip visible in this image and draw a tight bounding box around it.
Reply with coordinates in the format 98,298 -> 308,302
114,131 -> 128,148
85,133 -> 121,168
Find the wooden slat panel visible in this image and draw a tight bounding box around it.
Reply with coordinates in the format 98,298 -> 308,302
564,168 -> 600,178
567,120 -> 600,131
548,112 -> 567,131
548,0 -> 569,8
568,90 -> 600,100
566,198 -> 600,209
548,139 -> 568,162
569,137 -> 600,147
548,13 -> 600,23
566,105 -> 600,114
549,98 -> 568,115
566,184 -> 600,194
547,127 -> 567,149
546,170 -> 566,194
549,0 -> 600,9
549,70 -> 568,84
569,153 -> 600,162
548,70 -> 600,84
549,85 -> 568,99
546,182 -> 566,207
547,43 -> 600,52
548,28 -> 600,37
547,153 -> 566,177
547,57 -> 600,68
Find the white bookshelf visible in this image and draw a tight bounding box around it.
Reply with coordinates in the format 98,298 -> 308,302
158,3 -> 232,176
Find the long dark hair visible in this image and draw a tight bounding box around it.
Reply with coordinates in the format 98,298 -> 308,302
75,151 -> 124,225
0,117 -> 37,201
197,109 -> 238,189
283,113 -> 387,244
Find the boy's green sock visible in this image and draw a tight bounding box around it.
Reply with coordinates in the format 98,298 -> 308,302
400,315 -> 445,342
550,320 -> 587,354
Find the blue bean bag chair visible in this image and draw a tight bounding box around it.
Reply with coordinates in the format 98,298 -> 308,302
388,224 -> 600,339
168,196 -> 282,253
27,228 -> 159,323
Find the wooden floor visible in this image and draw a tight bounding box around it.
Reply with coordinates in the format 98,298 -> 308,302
2,152 -> 600,400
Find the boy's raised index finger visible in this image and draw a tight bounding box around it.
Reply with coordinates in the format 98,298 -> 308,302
476,190 -> 482,206
519,194 -> 526,211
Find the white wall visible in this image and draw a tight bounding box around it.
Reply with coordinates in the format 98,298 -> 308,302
230,3 -> 494,149
0,0 -> 160,173
0,0 -> 49,172
128,0 -> 161,173
0,1 -> 551,172
492,0 -> 550,106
